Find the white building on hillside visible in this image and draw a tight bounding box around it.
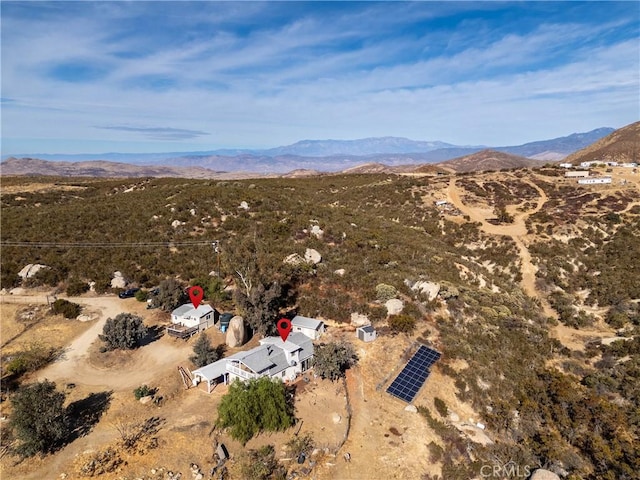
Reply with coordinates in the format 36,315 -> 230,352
171,304 -> 217,329
565,170 -> 590,178
578,177 -> 612,185
291,315 -> 325,340
559,163 -> 573,169
191,332 -> 314,393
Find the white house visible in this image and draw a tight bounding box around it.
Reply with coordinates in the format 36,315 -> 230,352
171,304 -> 217,330
578,177 -> 612,185
291,315 -> 325,340
565,170 -> 590,178
559,163 -> 573,169
191,332 -> 314,393
356,325 -> 376,342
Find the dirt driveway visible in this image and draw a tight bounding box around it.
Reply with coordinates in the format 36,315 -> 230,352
2,293 -> 193,391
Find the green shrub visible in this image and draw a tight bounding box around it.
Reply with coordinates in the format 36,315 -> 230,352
133,385 -> 153,400
375,283 -> 398,302
99,313 -> 148,351
66,278 -> 90,296
134,289 -> 149,302
4,344 -> 61,377
388,314 -> 416,334
51,299 -> 82,319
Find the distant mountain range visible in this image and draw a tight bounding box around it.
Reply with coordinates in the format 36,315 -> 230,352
0,126 -> 621,177
564,121 -> 639,165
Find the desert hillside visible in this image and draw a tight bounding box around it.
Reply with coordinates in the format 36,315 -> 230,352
564,120 -> 640,165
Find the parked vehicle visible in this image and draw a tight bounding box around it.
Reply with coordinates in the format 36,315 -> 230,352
118,288 -> 140,299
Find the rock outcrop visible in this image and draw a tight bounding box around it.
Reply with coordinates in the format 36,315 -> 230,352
226,316 -> 246,348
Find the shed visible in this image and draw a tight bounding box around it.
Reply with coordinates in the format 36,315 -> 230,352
356,325 -> 376,342
291,315 -> 325,340
171,303 -> 217,331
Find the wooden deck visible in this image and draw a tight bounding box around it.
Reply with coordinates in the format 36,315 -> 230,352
166,325 -> 199,339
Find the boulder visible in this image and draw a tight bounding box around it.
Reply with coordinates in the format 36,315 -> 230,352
18,263 -> 49,279
334,268 -> 346,276
171,220 -> 185,228
404,405 -> 418,413
304,248 -> 322,265
139,395 -> 154,404
110,271 -> 127,289
332,413 -> 342,424
310,225 -> 324,239
529,470 -> 560,480
284,253 -> 304,265
411,281 -> 440,301
448,412 -> 460,422
239,201 -> 249,210
385,299 -> 404,315
226,316 -> 246,348
350,313 -> 370,327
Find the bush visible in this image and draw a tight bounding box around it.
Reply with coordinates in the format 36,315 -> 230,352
388,314 -> 416,334
285,432 -> 314,458
133,385 -> 154,400
216,377 -> 294,445
375,283 -> 398,302
4,343 -> 61,377
240,444 -> 285,480
51,299 -> 82,319
434,397 -> 448,418
66,278 -> 90,296
313,341 -> 358,381
134,289 -> 149,302
9,380 -> 70,456
99,313 -> 148,351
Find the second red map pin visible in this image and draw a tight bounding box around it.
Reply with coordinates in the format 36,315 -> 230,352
277,318 -> 292,342
188,286 -> 204,309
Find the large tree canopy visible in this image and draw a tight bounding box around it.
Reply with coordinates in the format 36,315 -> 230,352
216,377 -> 294,445
9,380 -> 70,456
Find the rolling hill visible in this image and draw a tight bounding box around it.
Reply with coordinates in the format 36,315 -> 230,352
436,149 -> 546,172
563,121 -> 640,165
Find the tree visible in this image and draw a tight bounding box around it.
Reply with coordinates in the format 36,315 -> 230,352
234,281 -> 284,336
494,205 -> 514,224
9,380 -> 70,456
156,278 -> 187,312
313,341 -> 358,381
99,313 -> 147,351
216,377 -> 294,445
66,277 -> 90,296
190,333 -> 220,367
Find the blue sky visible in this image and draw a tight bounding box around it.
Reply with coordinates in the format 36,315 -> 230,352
1,1 -> 639,155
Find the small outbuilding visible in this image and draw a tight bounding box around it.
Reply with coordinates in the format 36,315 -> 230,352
171,304 -> 217,330
356,325 -> 376,342
291,315 -> 325,340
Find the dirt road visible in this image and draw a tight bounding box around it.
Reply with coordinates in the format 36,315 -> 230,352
446,176 -> 557,318
2,293 -> 192,390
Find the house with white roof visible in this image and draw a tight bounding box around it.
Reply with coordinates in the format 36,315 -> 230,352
191,332 -> 314,393
291,315 -> 325,340
171,303 -> 217,330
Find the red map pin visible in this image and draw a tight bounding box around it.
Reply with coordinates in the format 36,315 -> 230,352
188,286 -> 204,309
277,318 -> 292,342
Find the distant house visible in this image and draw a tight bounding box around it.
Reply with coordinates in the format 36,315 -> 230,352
191,332 -> 314,393
291,315 -> 325,340
434,200 -> 448,206
578,176 -> 612,185
356,325 -> 376,342
171,304 -> 217,330
565,171 -> 590,178
559,163 -> 573,169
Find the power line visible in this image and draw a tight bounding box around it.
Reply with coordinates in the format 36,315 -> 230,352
0,240 -> 216,248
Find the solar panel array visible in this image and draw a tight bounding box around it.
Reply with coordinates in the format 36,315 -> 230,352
386,345 -> 441,403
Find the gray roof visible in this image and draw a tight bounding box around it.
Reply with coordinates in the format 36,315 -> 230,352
172,303 -> 214,318
359,325 -> 375,333
193,332 -> 314,380
291,315 -> 324,331
193,358 -> 228,380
